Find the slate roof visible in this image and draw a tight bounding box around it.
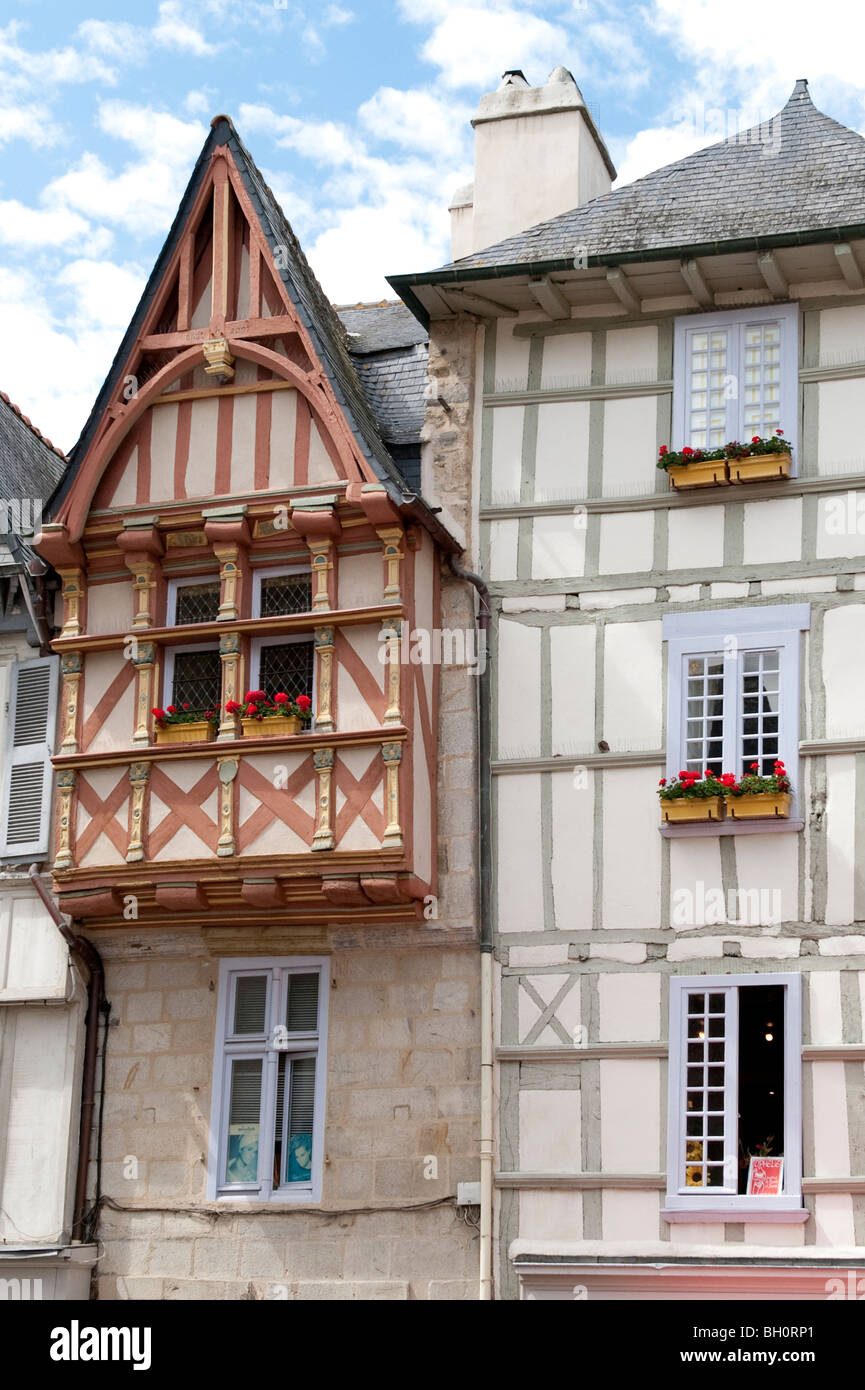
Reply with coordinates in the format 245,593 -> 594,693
54,120 -> 449,539
0,391 -> 66,522
395,81 -> 865,287
337,302 -> 429,454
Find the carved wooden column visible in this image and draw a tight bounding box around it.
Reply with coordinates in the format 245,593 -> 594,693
54,769 -> 77,870
377,527 -> 404,604
312,747 -> 335,850
117,518 -> 164,630
289,498 -> 341,612
380,617 -> 402,725
203,508 -> 251,623
32,524 -> 86,637
217,756 -> 238,857
314,627 -> 335,732
57,569 -> 85,638
131,642 -> 157,746
381,741 -> 404,850
59,652 -> 83,754
218,632 -> 243,742
126,761 -> 150,864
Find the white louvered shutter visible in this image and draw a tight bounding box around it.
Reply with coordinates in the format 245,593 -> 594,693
1,657 -> 59,857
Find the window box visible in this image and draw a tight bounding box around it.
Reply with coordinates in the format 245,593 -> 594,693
728,451 -> 792,484
154,719 -> 218,745
661,795 -> 724,824
666,460 -> 729,490
726,790 -> 791,820
240,714 -> 303,738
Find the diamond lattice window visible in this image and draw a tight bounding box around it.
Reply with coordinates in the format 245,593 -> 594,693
260,574 -> 312,618
259,642 -> 314,701
172,648 -> 222,710
175,581 -> 221,626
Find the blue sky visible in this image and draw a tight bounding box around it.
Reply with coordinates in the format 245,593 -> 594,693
3,0 -> 865,450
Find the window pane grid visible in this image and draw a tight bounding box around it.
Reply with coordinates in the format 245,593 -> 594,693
259,641 -> 314,700
260,573 -> 312,618
172,648 -> 221,710
740,648 -> 781,775
684,992 -> 731,1188
741,323 -> 781,436
175,581 -> 221,625
684,655 -> 725,774
688,330 -> 728,448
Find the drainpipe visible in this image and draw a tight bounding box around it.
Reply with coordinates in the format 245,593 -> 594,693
448,553 -> 493,1300
28,864 -> 104,1244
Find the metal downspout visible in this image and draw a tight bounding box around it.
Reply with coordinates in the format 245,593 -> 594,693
448,553 -> 493,1300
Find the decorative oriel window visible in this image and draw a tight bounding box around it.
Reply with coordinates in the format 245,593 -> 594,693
664,974 -> 803,1219
662,605 -> 809,817
207,958 -> 329,1203
673,303 -> 798,461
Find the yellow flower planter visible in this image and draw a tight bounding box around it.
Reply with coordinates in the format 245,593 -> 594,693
666,461 -> 729,490
241,714 -> 303,737
726,791 -> 791,820
727,451 -> 792,484
661,796 -> 724,823
154,720 -> 217,745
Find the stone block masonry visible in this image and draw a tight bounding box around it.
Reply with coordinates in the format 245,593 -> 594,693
90,924 -> 481,1301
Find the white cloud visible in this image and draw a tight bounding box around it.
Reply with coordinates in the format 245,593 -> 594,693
76,19 -> 149,63
153,0 -> 218,56
324,5 -> 354,26
0,20 -> 118,92
0,201 -> 108,251
0,102 -> 62,149
307,199 -> 450,302
358,87 -> 472,159
415,5 -> 567,89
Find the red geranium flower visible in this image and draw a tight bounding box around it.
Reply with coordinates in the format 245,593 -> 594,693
659,778 -> 667,786
296,694 -> 312,710
752,436 -> 761,443
274,692 -> 289,705
750,762 -> 759,771
167,705 -> 177,714
659,445 -> 668,456
682,447 -> 694,457
151,707 -> 166,720
225,700 -> 241,715
244,690 -> 266,704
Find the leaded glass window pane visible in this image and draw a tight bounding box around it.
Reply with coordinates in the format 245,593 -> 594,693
175,581 -> 221,625
260,573 -> 312,617
259,641 -> 314,701
172,648 -> 221,710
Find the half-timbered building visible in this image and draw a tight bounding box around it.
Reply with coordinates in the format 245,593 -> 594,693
35,118 -> 482,1300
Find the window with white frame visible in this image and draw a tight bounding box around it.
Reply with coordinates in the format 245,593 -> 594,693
252,564 -> 312,619
163,576 -> 222,711
662,605 -> 810,812
665,974 -> 802,1214
673,303 -> 798,458
248,566 -> 315,704
168,575 -> 221,627
207,958 -> 329,1202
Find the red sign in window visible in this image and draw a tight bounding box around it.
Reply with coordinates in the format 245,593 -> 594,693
747,1156 -> 784,1195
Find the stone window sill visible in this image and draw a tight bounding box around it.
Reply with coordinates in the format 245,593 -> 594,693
662,1206 -> 809,1223
660,819 -> 805,838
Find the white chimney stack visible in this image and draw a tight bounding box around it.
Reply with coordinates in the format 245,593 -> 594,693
450,66 -> 616,260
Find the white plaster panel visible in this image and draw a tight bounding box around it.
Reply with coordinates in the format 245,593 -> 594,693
811,1061 -> 851,1178
669,838 -> 723,929
760,576 -> 835,594
149,402 -> 178,501
308,421 -> 338,483
0,892 -> 68,1000
490,406 -> 524,502
823,607 -> 865,739
496,774 -> 543,932
817,379 -> 865,474
519,1089 -> 581,1171
601,397 -> 657,497
87,582 -> 133,636
580,587 -> 655,610
488,519 -> 519,580
605,326 -> 658,381
185,398 -> 218,497
598,973 -> 660,1042
812,1193 -> 856,1246
809,972 -> 843,1046
712,582 -> 750,599
732,832 -> 798,926
550,623 -> 595,755
598,510 -> 654,575
337,551 -> 381,610
497,619 -> 541,757
599,1059 -> 660,1169
531,516 -> 586,578
824,755 -> 856,927
667,504 -> 725,571
742,1223 -> 805,1246
602,620 -> 662,749
819,305 -> 865,363
494,321 -> 531,391
815,491 -> 865,560
229,394 -> 257,495
110,444 -> 137,507
550,768 -> 595,932
336,626 -> 384,733
540,332 -> 591,390
519,1190 -> 583,1242
601,769 -> 662,930
269,388 -> 297,490
534,402 -> 590,500
743,497 -> 802,566
601,1190 -> 660,1242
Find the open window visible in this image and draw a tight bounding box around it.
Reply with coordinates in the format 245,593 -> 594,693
664,973 -> 803,1219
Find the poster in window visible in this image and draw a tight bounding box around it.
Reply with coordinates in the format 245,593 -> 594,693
287,1133 -> 312,1182
227,1124 -> 259,1183
747,1156 -> 784,1195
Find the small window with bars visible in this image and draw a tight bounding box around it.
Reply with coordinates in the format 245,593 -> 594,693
673,304 -> 797,457
258,572 -> 312,618
256,639 -> 315,703
668,976 -> 801,1209
210,960 -> 327,1201
172,579 -> 221,626
170,647 -> 222,711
